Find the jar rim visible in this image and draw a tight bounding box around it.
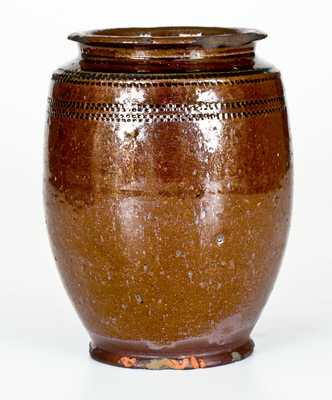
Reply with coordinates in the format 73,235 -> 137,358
68,26 -> 267,48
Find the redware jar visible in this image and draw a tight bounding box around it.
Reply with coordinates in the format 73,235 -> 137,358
44,27 -> 292,369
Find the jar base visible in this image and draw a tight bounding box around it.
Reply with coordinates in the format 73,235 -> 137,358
89,338 -> 254,369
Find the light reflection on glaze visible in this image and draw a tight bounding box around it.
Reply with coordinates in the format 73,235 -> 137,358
115,87 -> 146,141
197,177 -> 225,250
196,88 -> 220,103
196,118 -> 222,154
196,88 -> 223,154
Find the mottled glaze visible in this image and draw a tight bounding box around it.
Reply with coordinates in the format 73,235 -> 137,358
44,27 -> 292,369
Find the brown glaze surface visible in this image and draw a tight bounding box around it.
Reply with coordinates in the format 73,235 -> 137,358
44,27 -> 292,369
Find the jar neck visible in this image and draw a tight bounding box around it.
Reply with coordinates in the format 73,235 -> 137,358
68,27 -> 266,74
77,43 -> 256,73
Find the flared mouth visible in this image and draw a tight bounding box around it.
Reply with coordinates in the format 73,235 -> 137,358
68,26 -> 267,48
68,27 -> 267,73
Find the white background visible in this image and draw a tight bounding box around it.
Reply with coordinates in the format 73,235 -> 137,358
1,1 -> 331,399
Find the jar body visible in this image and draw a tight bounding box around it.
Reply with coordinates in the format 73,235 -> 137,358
45,57 -> 292,368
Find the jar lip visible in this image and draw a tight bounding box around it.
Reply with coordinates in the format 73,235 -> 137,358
68,26 -> 267,48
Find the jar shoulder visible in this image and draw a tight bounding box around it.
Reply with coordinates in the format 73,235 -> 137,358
50,57 -> 280,83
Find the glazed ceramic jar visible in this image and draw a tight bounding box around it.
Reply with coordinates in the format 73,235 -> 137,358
44,27 -> 292,369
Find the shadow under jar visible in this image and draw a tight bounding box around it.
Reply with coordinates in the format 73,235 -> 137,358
44,27 -> 292,369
